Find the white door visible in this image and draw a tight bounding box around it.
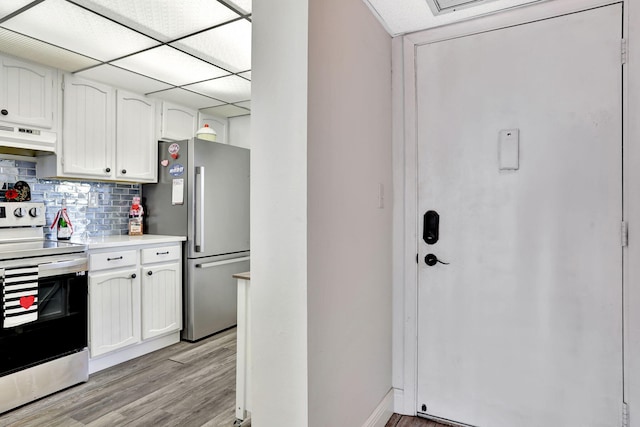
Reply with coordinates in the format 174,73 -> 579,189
416,5 -> 623,427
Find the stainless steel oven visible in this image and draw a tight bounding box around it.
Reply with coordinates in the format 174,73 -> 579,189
0,202 -> 88,414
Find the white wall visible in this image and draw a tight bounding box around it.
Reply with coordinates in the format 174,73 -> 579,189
251,0 -> 309,425
252,0 -> 393,425
229,115 -> 251,149
307,0 -> 393,425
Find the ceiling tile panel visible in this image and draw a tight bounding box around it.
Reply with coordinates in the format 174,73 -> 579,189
201,104 -> 250,118
226,0 -> 252,15
0,27 -> 101,72
1,0 -> 158,61
112,46 -> 229,86
171,20 -> 251,73
73,0 -> 241,42
184,75 -> 251,104
148,88 -> 225,109
75,64 -> 173,94
0,0 -> 33,20
234,101 -> 251,110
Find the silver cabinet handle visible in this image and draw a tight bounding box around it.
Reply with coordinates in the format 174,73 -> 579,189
196,256 -> 250,269
195,166 -> 205,253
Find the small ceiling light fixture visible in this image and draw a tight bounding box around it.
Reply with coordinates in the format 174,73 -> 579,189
425,0 -> 501,15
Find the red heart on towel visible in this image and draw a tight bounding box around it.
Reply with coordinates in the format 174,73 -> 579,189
20,295 -> 35,309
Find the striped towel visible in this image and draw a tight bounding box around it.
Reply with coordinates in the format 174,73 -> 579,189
2,266 -> 38,328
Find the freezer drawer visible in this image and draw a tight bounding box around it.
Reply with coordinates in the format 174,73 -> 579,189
183,255 -> 250,341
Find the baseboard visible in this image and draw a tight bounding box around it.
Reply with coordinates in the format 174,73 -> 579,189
362,388 -> 394,427
393,388 -> 409,414
88,332 -> 180,374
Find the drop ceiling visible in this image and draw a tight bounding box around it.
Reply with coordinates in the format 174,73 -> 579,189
0,0 -> 251,118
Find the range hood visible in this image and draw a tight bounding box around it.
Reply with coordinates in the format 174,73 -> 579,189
0,124 -> 56,156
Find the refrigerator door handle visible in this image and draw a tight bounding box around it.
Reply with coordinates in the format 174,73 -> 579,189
195,166 -> 205,252
196,256 -> 251,269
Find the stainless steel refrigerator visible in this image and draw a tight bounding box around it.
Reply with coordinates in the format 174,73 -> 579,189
143,138 -> 249,341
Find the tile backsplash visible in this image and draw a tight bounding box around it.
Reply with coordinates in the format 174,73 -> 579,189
0,159 -> 140,238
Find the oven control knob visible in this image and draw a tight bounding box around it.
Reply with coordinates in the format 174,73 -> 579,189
13,207 -> 26,218
29,207 -> 41,217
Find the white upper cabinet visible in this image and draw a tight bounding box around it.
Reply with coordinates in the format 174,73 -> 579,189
198,111 -> 228,144
39,75 -> 157,183
160,102 -> 197,141
62,75 -> 114,178
0,55 -> 56,129
116,90 -> 157,182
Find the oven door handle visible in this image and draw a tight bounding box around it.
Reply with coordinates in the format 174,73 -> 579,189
39,258 -> 88,278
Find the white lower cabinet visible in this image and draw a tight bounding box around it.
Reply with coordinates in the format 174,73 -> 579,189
141,247 -> 182,339
88,242 -> 183,373
89,267 -> 141,357
141,264 -> 181,339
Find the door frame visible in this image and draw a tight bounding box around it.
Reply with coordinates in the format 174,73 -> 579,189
392,0 -> 633,417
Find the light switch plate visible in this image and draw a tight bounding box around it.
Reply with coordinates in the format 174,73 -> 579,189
499,128 -> 519,170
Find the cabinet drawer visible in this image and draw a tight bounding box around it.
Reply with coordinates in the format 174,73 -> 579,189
90,250 -> 137,271
141,245 -> 181,264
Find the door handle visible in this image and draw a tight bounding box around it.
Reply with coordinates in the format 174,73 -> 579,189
195,166 -> 205,253
424,254 -> 449,266
423,210 -> 439,245
196,256 -> 251,269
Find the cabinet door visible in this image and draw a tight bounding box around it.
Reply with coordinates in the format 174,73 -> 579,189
116,90 -> 157,182
0,55 -> 55,129
141,262 -> 182,340
198,112 -> 228,144
62,75 -> 114,178
89,268 -> 141,357
161,102 -> 196,141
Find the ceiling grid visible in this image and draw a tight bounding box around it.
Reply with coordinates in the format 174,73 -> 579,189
0,0 -> 252,117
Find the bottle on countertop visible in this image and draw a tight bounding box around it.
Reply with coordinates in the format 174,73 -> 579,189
129,196 -> 144,236
52,199 -> 73,240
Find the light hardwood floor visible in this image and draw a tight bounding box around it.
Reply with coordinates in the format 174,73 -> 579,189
386,414 -> 450,427
0,328 -> 238,427
1,328 -> 453,427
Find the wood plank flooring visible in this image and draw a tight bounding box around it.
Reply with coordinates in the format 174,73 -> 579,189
1,328 -> 453,427
386,413 -> 450,427
0,328 -> 238,427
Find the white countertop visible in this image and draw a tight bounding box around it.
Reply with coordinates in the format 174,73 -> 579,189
71,234 -> 186,250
